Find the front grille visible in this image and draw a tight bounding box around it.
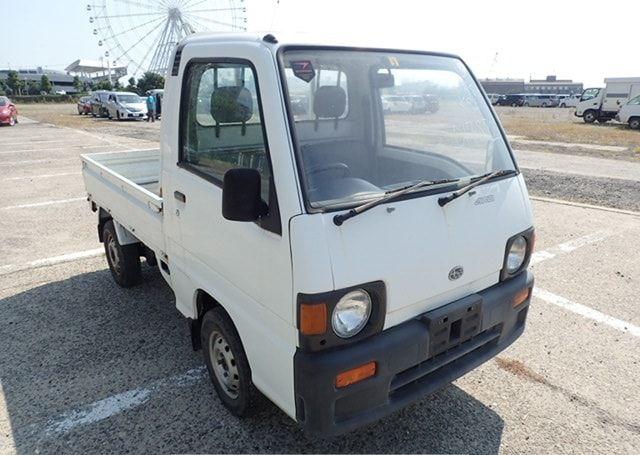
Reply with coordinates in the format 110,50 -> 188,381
390,326 -> 500,394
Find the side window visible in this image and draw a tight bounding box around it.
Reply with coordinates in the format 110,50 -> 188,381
181,61 -> 271,202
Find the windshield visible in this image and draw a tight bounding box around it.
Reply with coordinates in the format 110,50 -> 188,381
0,97 -> 8,106
581,88 -> 600,101
281,49 -> 515,209
117,94 -> 141,103
627,95 -> 640,106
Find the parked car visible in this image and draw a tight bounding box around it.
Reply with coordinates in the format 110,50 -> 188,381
81,33 -> 535,437
523,94 -> 559,107
558,94 -> 580,108
55,89 -> 67,95
487,93 -> 501,105
496,94 -> 525,106
382,95 -> 430,114
77,96 -> 92,115
616,94 -> 640,130
0,96 -> 18,126
423,94 -> 439,113
90,90 -> 111,118
106,92 -> 147,120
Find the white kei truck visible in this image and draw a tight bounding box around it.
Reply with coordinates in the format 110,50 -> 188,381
575,77 -> 640,123
81,33 -> 535,436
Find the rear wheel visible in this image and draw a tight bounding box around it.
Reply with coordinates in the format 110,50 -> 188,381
583,110 -> 597,123
102,220 -> 142,287
630,118 -> 640,130
201,307 -> 258,417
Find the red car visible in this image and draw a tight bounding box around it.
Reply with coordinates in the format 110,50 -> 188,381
77,96 -> 92,115
0,96 -> 18,126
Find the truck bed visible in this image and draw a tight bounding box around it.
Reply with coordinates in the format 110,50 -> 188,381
81,149 -> 164,253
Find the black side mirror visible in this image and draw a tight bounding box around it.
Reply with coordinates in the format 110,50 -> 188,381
222,168 -> 268,222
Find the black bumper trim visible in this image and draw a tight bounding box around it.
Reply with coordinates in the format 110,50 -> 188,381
293,270 -> 534,436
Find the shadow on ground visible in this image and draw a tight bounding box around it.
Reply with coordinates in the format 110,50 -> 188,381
0,268 -> 504,454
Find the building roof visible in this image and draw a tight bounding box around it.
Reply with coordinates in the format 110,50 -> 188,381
65,59 -> 127,74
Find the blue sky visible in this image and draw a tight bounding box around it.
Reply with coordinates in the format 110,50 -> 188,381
3,0 -> 639,87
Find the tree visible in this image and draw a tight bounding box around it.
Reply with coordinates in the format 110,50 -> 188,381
6,70 -> 22,95
26,80 -> 40,95
0,80 -> 6,96
73,76 -> 83,92
40,74 -> 52,94
136,72 -> 164,95
113,79 -> 122,90
95,79 -> 113,91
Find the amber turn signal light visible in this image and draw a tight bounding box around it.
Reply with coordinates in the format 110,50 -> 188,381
300,303 -> 327,335
512,287 -> 531,308
335,361 -> 377,388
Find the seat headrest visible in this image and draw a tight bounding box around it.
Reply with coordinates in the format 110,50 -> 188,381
210,86 -> 253,123
313,86 -> 346,118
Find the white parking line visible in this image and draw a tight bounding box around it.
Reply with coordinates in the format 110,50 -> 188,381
530,231 -> 612,265
2,172 -> 82,181
44,367 -> 206,436
0,157 -> 78,167
0,197 -> 85,210
533,288 -> 640,338
0,144 -> 115,155
0,248 -> 104,276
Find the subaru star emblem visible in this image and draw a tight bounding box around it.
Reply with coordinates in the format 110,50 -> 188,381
448,266 -> 464,281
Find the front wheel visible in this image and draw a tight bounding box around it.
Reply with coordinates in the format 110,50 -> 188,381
102,220 -> 142,287
8,116 -> 16,126
201,307 -> 258,417
629,118 -> 640,130
583,110 -> 597,123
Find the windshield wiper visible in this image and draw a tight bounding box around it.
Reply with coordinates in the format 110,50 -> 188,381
437,169 -> 517,207
333,179 -> 451,226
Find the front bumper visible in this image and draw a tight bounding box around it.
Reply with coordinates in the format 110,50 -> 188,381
294,271 -> 534,436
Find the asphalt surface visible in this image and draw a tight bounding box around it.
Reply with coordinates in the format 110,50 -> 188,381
1,119 -> 639,454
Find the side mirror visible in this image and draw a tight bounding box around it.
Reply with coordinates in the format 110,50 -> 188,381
222,168 -> 268,222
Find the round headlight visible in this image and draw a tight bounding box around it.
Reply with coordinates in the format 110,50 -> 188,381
507,236 -> 527,273
331,290 -> 372,338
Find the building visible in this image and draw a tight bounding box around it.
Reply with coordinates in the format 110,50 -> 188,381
525,75 -> 583,95
480,78 -> 525,95
0,67 -> 92,94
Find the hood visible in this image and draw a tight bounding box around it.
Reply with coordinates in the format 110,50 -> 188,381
318,175 -> 533,328
123,102 -> 146,110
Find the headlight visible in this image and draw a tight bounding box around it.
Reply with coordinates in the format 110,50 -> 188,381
331,290 -> 371,338
506,235 -> 527,273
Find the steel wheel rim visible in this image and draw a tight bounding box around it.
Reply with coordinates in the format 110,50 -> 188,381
106,234 -> 121,274
209,330 -> 240,399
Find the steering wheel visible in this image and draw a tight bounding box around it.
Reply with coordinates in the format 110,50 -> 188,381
305,162 -> 351,181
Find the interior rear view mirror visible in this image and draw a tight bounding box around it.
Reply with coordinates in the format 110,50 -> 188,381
222,168 -> 268,222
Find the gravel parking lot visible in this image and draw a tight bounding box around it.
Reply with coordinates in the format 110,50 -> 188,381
1,112 -> 639,454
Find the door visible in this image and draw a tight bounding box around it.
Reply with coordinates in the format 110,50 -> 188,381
164,45 -> 297,415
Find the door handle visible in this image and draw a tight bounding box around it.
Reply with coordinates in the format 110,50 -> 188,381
174,190 -> 186,203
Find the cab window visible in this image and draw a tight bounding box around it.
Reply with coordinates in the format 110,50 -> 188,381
180,60 -> 271,202
581,88 -> 600,101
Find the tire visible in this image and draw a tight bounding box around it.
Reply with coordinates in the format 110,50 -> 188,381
629,118 -> 640,130
8,116 -> 16,126
116,111 -> 121,121
201,307 -> 258,417
560,103 -> 566,108
102,220 -> 142,287
583,110 -> 597,123
511,102 -> 517,107
542,102 -> 547,108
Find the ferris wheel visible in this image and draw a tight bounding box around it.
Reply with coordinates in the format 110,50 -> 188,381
87,0 -> 247,77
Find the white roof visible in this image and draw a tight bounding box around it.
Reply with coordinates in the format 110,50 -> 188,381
604,77 -> 640,83
65,59 -> 128,73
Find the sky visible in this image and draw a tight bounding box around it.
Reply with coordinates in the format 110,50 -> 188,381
2,0 -> 639,87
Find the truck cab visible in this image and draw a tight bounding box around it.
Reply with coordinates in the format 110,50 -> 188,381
576,78 -> 640,123
81,33 -> 535,436
616,94 -> 640,130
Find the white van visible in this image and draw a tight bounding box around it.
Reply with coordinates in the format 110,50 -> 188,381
616,95 -> 640,130
105,91 -> 147,120
81,33 -> 535,436
576,77 -> 640,123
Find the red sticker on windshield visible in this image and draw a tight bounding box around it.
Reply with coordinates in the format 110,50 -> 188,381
291,60 -> 315,82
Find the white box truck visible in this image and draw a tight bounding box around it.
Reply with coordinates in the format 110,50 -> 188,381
576,77 -> 640,123
81,33 -> 535,436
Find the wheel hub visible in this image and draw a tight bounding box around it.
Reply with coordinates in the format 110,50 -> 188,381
209,330 -> 240,399
107,236 -> 121,274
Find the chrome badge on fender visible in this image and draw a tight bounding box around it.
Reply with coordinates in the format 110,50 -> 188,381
448,266 -> 464,281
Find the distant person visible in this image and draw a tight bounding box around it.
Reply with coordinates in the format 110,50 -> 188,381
146,94 -> 156,122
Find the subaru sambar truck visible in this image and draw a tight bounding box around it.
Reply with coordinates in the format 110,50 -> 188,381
81,33 -> 535,436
